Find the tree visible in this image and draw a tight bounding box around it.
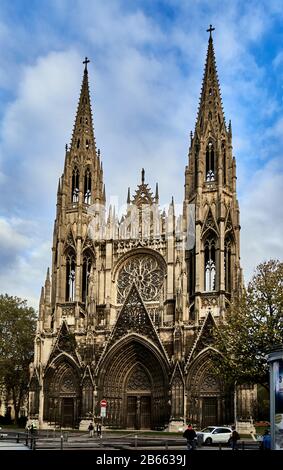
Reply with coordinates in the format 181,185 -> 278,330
0,294 -> 37,423
214,259 -> 283,388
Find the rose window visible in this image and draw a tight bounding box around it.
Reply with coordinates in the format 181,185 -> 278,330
117,255 -> 165,303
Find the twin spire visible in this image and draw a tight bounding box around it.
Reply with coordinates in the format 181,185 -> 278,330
70,57 -> 96,153
195,26 -> 226,134
68,27 -> 225,209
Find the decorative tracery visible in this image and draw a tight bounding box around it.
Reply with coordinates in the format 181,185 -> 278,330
117,254 -> 165,304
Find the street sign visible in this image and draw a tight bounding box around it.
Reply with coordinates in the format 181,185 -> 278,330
100,399 -> 107,407
100,407 -> 106,418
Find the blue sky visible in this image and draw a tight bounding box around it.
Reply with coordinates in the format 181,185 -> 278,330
0,0 -> 283,308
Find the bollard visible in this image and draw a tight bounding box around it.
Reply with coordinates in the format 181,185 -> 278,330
60,434 -> 64,450
16,433 -> 20,443
25,432 -> 28,447
219,443 -> 222,450
135,435 -> 138,448
165,440 -> 168,450
241,440 -> 245,451
33,437 -> 36,450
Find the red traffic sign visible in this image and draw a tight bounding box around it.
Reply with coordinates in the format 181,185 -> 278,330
100,399 -> 107,407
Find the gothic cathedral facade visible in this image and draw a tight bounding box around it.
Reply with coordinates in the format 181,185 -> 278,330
29,34 -> 245,430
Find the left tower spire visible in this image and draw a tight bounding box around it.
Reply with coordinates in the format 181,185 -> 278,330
70,57 -> 96,153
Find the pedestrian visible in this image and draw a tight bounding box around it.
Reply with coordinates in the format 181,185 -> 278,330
96,423 -> 102,438
88,421 -> 94,438
230,426 -> 240,450
261,429 -> 271,450
183,423 -> 197,450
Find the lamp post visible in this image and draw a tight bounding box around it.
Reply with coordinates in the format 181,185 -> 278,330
234,380 -> 237,429
93,385 -> 97,419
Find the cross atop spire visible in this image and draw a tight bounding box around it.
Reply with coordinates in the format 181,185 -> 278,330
206,24 -> 215,38
83,57 -> 90,71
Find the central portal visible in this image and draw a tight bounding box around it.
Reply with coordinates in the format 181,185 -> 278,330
127,395 -> 151,429
126,364 -> 152,429
61,397 -> 74,427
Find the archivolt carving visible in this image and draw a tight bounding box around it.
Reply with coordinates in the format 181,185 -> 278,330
117,254 -> 165,303
127,365 -> 151,391
200,373 -> 219,392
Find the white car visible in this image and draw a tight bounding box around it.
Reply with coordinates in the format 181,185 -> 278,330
196,426 -> 232,445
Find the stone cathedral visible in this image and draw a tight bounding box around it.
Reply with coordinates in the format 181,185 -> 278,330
29,32 -> 249,431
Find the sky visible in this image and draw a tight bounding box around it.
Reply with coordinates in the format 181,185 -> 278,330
0,0 -> 282,309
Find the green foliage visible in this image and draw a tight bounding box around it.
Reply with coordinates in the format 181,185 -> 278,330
214,259 -> 283,387
0,294 -> 37,421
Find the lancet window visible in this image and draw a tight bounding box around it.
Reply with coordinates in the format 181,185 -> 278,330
204,237 -> 216,291
82,252 -> 92,303
72,167 -> 80,203
84,168 -> 92,204
206,141 -> 215,181
66,252 -> 76,301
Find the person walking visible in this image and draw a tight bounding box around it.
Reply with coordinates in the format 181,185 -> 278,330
96,423 -> 102,438
261,429 -> 271,450
183,424 -> 197,450
88,421 -> 94,438
230,426 -> 240,450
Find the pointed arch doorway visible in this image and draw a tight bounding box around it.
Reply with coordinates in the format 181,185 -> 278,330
98,337 -> 169,430
126,364 -> 152,429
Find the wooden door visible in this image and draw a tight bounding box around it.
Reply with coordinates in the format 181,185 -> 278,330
140,396 -> 151,429
202,397 -> 218,427
61,398 -> 74,427
127,396 -> 137,429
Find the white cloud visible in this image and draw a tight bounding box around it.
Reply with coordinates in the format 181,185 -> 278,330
240,157 -> 283,281
0,0 -> 282,304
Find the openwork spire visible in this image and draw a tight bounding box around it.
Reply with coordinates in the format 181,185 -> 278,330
70,57 -> 96,152
195,29 -> 226,133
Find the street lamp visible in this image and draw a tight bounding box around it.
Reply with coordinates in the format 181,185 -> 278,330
93,385 -> 98,419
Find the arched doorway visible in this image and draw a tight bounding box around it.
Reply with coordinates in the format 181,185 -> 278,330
186,349 -> 232,428
98,337 -> 169,429
126,364 -> 152,429
43,356 -> 81,428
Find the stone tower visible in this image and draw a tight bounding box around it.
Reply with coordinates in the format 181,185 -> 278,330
29,33 -> 246,431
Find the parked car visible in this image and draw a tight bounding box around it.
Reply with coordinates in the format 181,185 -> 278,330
0,427 -> 8,438
196,426 -> 233,445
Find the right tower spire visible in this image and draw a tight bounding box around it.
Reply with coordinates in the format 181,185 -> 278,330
184,27 -> 242,322
195,27 -> 226,135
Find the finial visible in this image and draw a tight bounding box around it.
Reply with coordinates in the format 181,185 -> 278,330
98,148 -> 100,157
141,168 -> 145,184
155,183 -> 159,202
127,187 -> 131,204
206,24 -> 215,38
65,143 -> 68,152
83,57 -> 90,71
190,131 -> 193,142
